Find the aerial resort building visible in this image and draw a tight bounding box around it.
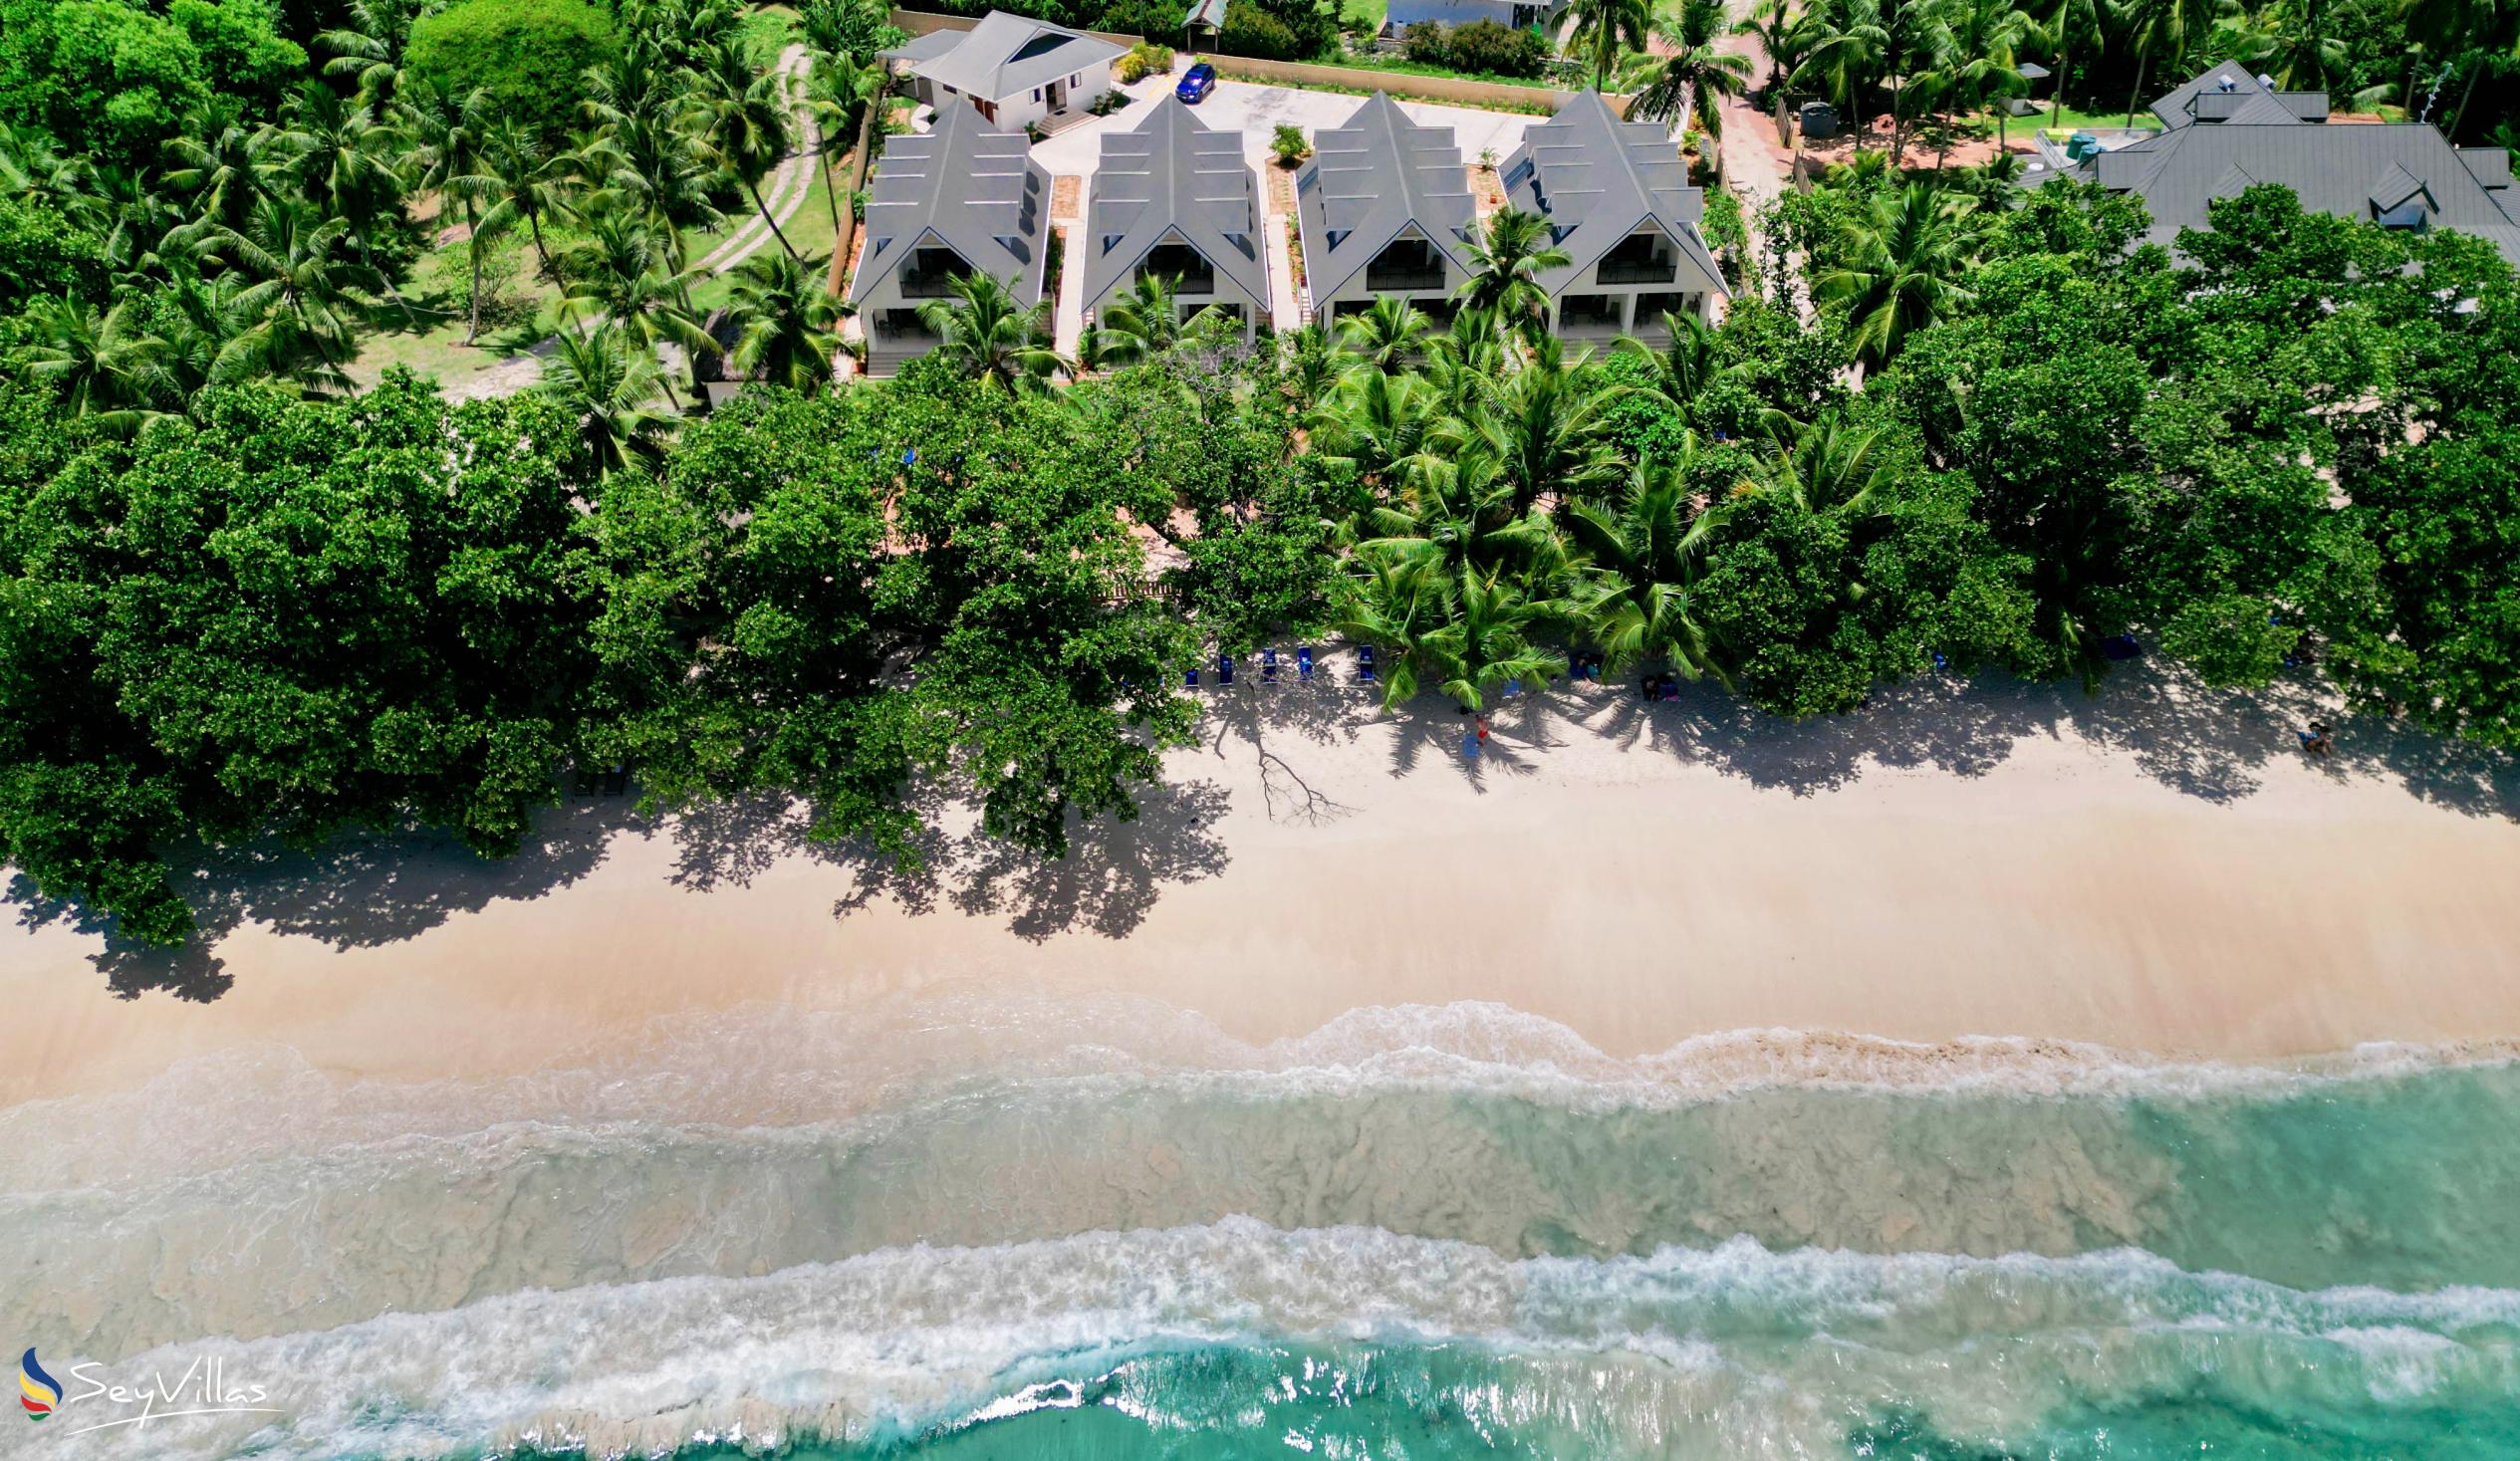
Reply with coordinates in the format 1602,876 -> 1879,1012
1493,90 -> 1728,337
882,11 -> 1125,132
1383,0 -> 1563,32
1295,92 -> 1480,328
1082,95 -> 1270,342
2027,60 -> 2520,261
848,105 -> 1054,376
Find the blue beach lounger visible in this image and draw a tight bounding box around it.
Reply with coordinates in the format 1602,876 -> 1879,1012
1357,645 -> 1378,684
1184,666 -> 1199,688
1217,654 -> 1235,686
1297,645 -> 1315,683
1262,647 -> 1279,684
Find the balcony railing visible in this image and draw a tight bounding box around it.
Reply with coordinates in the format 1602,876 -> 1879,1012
1365,266 -> 1445,292
1141,269 -> 1216,296
1597,259 -> 1677,285
897,273 -> 961,299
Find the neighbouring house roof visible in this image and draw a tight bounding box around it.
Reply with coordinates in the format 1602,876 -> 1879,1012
2146,60 -> 2326,129
1496,89 -> 1727,299
1183,0 -> 1227,30
849,105 -> 1054,306
1294,91 -> 1477,300
882,11 -> 1125,104
1385,0 -> 1548,25
1084,94 -> 1268,309
2034,63 -> 2520,263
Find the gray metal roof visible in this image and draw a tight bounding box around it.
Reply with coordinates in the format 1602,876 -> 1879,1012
2147,59 -> 2329,129
850,105 -> 1053,305
882,11 -> 1125,104
1495,90 -> 1726,298
1083,94 -> 1268,308
2040,91 -> 2520,262
1293,92 -> 1477,300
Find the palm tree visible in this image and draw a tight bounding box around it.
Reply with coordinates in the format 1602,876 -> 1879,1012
1311,366 -> 1441,491
210,196 -> 383,390
581,37 -> 724,262
1790,0 -> 1893,148
1930,0 -> 2031,168
1621,0 -> 1754,142
1753,411 -> 1890,514
2114,0 -> 2230,129
1452,208 -> 1570,341
13,296 -> 166,427
1088,272 -> 1190,367
1359,448 -> 1536,579
1278,323 -> 1347,412
686,39 -> 802,261
1734,0 -> 1806,90
316,0 -> 427,106
1449,336 -> 1626,518
724,249 -> 845,391
1811,182 -> 1978,369
1421,566 -> 1568,711
163,113 -> 305,235
1619,307 -> 1722,413
397,81 -> 499,343
802,49 -> 889,237
279,81 -> 407,302
1336,553 -> 1455,710
1421,306 -> 1506,416
1567,0 -> 1655,89
1563,449 -> 1732,683
2028,0 -> 2100,127
539,322 -> 676,475
915,271 -> 1065,389
1336,295 -> 1434,373
556,206 -> 719,406
477,118 -> 576,282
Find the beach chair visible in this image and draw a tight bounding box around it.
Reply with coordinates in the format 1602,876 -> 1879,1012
1502,677 -> 1521,699
1297,645 -> 1315,683
1357,644 -> 1378,685
1184,666 -> 1199,688
1217,653 -> 1235,686
1261,647 -> 1279,684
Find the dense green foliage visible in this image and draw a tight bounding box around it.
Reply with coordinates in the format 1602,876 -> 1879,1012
1400,19 -> 1555,78
0,0 -> 307,168
403,0 -> 620,146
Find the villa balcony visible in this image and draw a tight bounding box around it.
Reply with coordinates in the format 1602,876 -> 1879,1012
1597,259 -> 1677,285
1366,266 -> 1445,292
897,273 -> 961,299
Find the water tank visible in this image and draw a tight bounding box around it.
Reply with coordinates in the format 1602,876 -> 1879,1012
2066,130 -> 2100,161
1797,102 -> 1838,139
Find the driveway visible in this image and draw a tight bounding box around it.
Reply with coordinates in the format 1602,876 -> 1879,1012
1034,75 -> 1546,185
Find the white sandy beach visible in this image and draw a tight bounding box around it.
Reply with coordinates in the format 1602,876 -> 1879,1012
5,666 -> 2519,1106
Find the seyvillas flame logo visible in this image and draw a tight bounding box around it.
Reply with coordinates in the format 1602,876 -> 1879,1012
19,1348 -> 60,1420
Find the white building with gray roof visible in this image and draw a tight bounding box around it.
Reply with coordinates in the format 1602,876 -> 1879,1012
847,105 -> 1054,376
882,12 -> 1124,132
1495,90 -> 1727,340
2027,62 -> 2520,262
1294,92 -> 1480,327
1082,94 -> 1269,342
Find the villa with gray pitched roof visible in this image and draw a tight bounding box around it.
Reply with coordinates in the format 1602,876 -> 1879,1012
847,106 -> 1054,376
882,12 -> 1124,132
2027,61 -> 2520,262
1083,95 -> 1270,342
1495,90 -> 1727,339
1294,92 -> 1480,327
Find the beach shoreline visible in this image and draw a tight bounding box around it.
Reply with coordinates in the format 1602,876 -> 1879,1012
6,666 -> 2519,1106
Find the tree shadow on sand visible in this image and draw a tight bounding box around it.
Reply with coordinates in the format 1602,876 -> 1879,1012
1564,658 -> 2519,817
13,656 -> 2513,1001
8,800 -> 633,1002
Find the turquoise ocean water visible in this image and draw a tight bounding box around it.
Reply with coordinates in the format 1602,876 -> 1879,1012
4,1000 -> 2517,1459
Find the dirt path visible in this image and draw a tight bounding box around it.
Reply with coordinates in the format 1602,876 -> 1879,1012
691,44 -> 821,277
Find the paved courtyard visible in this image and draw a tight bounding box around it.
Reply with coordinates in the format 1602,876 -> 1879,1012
1032,75 -> 1547,184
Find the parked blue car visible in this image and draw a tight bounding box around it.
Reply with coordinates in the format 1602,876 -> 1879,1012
1176,62 -> 1217,103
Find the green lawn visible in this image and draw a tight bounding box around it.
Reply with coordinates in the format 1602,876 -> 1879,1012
1344,0 -> 1386,30
2010,101 -> 2165,134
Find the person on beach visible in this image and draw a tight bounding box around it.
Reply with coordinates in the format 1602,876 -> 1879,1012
2299,722 -> 2333,757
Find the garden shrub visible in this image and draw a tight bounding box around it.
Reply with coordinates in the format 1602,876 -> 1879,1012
405,0 -> 619,144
